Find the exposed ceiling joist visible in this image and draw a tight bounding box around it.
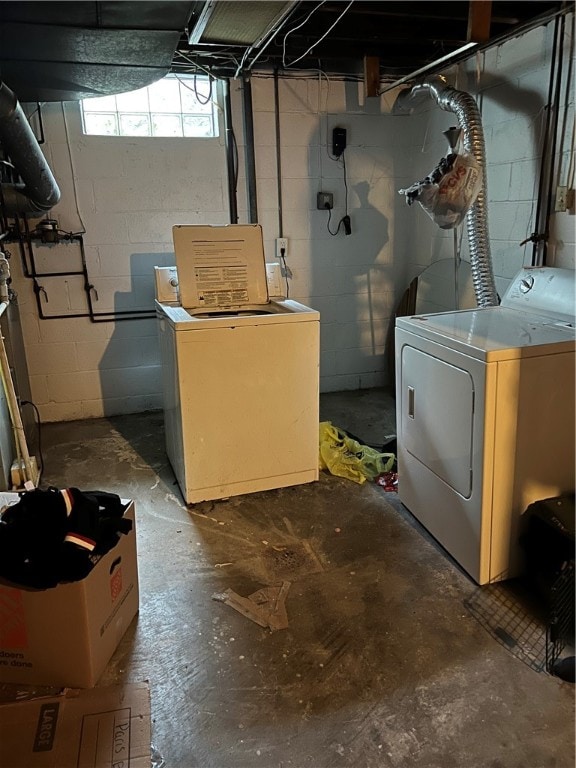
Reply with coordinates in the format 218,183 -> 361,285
467,0 -> 493,43
363,55 -> 380,99
0,1 -> 569,102
177,0 -> 568,81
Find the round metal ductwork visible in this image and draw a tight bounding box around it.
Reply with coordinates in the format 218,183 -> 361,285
0,81 -> 60,214
396,76 -> 499,308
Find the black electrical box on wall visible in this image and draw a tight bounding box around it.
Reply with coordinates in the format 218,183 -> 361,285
332,127 -> 347,157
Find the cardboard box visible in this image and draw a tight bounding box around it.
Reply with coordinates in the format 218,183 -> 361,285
0,501 -> 139,688
0,682 -> 151,767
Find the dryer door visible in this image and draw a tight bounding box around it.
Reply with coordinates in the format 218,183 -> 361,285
401,345 -> 474,497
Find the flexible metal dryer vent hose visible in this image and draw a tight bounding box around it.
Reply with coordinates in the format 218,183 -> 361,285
396,76 -> 499,308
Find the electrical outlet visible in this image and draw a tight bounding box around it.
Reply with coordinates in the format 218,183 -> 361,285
317,191 -> 333,210
275,237 -> 288,259
555,185 -> 568,212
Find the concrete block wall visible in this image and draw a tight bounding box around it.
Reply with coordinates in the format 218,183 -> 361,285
16,76 -> 412,422
11,100 -> 228,421
400,16 -> 575,299
234,76 -> 412,392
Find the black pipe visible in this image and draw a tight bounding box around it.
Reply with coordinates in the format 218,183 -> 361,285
223,79 -> 238,224
274,69 -> 284,237
0,81 -> 60,213
241,75 -> 258,223
18,223 -> 155,322
36,103 -> 45,146
16,231 -> 31,278
542,13 -> 565,265
532,16 -> 560,266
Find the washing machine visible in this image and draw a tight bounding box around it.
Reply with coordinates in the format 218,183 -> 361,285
395,266 -> 575,585
155,224 -> 320,505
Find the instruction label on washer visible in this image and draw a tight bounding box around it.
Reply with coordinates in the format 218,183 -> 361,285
173,225 -> 269,310
195,264 -> 250,307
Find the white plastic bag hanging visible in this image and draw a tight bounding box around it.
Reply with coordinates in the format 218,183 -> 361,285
398,150 -> 482,230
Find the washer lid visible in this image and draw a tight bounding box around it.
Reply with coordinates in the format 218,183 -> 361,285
173,224 -> 269,311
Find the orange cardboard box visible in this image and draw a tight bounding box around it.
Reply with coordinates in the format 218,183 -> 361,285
0,500 -> 139,688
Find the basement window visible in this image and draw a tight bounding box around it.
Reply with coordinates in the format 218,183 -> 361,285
80,75 -> 218,138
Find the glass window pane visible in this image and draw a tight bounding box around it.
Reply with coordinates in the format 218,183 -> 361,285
83,112 -> 119,135
152,114 -> 182,137
180,84 -> 213,114
82,94 -> 117,112
81,75 -> 217,137
119,113 -> 151,136
183,115 -> 213,137
116,87 -> 149,112
148,78 -> 181,113
190,78 -> 211,102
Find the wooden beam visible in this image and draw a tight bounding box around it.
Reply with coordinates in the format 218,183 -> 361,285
363,55 -> 380,98
467,0 -> 492,43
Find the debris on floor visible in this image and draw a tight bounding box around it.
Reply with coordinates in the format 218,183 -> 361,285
319,421 -> 394,484
376,471 -> 399,492
213,581 -> 291,631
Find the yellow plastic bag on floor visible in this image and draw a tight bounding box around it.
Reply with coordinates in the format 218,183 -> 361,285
319,421 -> 395,484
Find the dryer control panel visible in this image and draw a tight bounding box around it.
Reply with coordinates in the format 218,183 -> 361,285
502,267 -> 575,323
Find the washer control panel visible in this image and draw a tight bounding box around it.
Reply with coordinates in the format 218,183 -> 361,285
154,266 -> 179,303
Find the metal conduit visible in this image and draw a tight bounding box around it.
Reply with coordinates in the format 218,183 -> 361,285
0,81 -> 61,214
395,76 -> 499,308
223,79 -> 239,224
241,75 -> 258,224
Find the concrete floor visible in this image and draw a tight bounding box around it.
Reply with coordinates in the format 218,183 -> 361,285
39,388 -> 574,768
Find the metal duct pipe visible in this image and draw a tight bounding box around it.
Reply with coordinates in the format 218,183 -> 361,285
223,79 -> 238,224
396,75 -> 499,307
241,75 -> 258,224
0,81 -> 61,214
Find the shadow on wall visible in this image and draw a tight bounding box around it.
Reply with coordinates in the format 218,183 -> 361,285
477,75 -> 545,147
478,75 -> 545,174
392,74 -> 545,297
312,176 -> 390,391
352,182 -> 390,365
343,80 -> 390,116
464,74 -> 545,274
96,250 -> 182,493
99,250 -> 172,420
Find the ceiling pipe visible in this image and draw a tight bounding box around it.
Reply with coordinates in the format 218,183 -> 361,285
0,81 -> 61,214
395,75 -> 499,308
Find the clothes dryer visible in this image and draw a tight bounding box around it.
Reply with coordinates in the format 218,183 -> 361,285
395,267 -> 575,584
